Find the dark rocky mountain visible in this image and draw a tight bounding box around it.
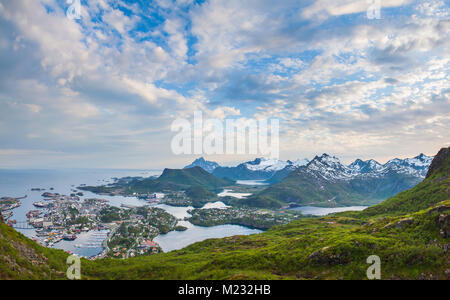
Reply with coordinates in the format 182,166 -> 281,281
153,166 -> 233,191
184,157 -> 220,173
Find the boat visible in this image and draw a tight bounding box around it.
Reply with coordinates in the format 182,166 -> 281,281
63,234 -> 77,241
36,231 -> 49,237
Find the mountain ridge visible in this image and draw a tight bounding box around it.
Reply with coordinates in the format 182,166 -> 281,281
185,153 -> 433,184
184,157 -> 220,173
244,152 -> 434,208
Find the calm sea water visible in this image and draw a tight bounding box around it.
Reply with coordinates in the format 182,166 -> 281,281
153,204 -> 262,252
236,180 -> 269,186
290,206 -> 368,216
218,189 -> 252,199
0,169 -> 262,256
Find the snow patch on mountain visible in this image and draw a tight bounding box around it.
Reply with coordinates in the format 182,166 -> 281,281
184,157 -> 220,173
245,158 -> 289,171
292,159 -> 310,167
245,157 -> 310,172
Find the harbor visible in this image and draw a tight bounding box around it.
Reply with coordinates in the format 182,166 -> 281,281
0,169 -> 269,258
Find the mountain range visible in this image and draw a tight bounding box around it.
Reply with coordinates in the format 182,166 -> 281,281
185,157 -> 310,180
233,153 -> 434,208
184,154 -> 432,183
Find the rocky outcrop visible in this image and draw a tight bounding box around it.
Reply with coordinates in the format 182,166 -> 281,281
307,246 -> 351,266
427,205 -> 450,215
438,213 -> 449,238
395,218 -> 414,229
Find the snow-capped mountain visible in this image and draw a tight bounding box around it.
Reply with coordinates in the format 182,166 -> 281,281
303,153 -> 434,182
348,159 -> 383,174
384,153 -> 433,177
184,157 -> 220,173
292,159 -> 310,167
264,158 -> 310,183
306,154 -> 353,181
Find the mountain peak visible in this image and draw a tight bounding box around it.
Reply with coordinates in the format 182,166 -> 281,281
349,159 -> 382,173
184,157 -> 220,173
313,153 -> 341,164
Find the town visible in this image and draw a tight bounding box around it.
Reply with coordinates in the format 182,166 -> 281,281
1,190 -> 185,259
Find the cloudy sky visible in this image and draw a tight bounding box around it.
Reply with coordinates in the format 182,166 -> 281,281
0,0 -> 448,169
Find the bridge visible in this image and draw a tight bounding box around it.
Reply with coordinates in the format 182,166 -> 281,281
12,221 -> 35,230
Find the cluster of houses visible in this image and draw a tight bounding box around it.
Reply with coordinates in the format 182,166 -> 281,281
27,193 -> 111,246
105,207 -> 180,258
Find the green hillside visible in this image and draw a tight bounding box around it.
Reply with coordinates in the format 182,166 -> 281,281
1,147 -> 449,280
157,167 -> 233,190
362,147 -> 450,216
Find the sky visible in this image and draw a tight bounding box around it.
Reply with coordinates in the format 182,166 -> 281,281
0,0 -> 449,169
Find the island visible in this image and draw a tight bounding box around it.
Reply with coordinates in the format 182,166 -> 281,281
187,207 -> 303,230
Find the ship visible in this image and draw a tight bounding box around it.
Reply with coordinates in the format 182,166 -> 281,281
33,201 -> 47,208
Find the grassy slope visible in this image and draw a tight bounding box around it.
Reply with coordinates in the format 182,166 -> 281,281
1,148 -> 449,280
2,199 -> 448,280
83,166 -> 234,195
83,201 -> 449,280
362,147 -> 450,217
0,223 -> 68,280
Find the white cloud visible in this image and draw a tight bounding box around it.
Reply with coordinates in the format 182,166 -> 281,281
0,0 -> 448,167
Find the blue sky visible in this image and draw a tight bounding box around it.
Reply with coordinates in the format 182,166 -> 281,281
0,0 -> 448,168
